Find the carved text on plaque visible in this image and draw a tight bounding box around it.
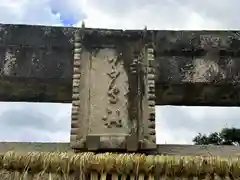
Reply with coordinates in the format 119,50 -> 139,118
102,56 -> 123,128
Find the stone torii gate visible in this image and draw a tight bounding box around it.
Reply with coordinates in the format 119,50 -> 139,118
0,23 -> 240,153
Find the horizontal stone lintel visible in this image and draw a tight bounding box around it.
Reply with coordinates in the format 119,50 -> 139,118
0,77 -> 240,106
1,23 -> 240,51
0,23 -> 240,106
0,76 -> 72,103
156,82 -> 240,106
1,142 -> 240,157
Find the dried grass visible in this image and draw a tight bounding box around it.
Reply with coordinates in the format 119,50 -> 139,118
0,151 -> 240,179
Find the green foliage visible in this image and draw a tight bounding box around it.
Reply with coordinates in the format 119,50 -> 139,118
193,128 -> 240,145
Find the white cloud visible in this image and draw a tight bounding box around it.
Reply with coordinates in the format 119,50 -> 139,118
0,0 -> 239,144
74,0 -> 224,30
0,102 -> 71,142
156,106 -> 240,144
0,0 -> 63,26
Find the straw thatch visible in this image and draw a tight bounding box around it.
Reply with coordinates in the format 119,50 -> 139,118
1,151 -> 240,179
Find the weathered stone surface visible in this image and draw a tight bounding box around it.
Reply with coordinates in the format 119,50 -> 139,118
70,29 -> 156,151
153,31 -> 240,52
0,24 -> 75,102
1,23 -> 240,106
155,55 -> 240,106
0,24 -> 75,47
0,77 -> 71,102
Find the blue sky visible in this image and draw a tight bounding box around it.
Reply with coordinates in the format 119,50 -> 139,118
0,0 -> 240,144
